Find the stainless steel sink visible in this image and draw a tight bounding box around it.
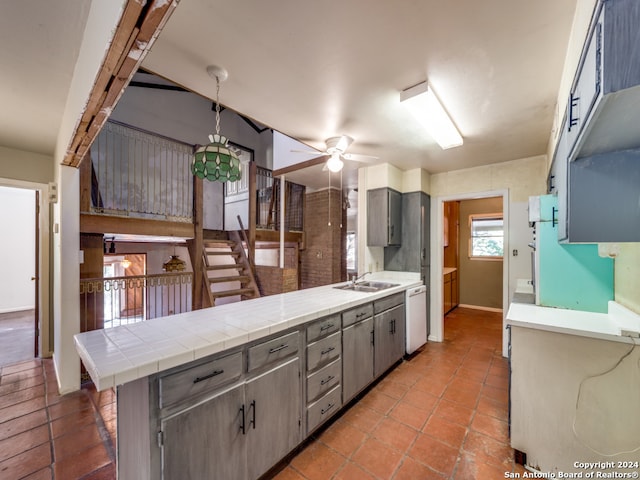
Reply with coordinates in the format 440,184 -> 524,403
334,281 -> 399,292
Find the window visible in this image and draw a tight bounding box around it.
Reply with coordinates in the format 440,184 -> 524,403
346,232 -> 357,272
469,213 -> 503,259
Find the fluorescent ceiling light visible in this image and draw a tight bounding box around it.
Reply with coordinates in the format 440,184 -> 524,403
400,82 -> 463,149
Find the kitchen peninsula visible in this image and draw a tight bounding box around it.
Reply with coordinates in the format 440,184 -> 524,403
75,272 -> 422,479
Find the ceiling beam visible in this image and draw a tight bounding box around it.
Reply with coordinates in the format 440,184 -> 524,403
62,0 -> 180,168
273,155 -> 328,177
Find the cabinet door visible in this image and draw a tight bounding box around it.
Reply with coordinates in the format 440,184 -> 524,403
388,189 -> 402,246
161,385 -> 245,480
342,317 -> 374,402
367,189 -> 388,246
443,273 -> 452,314
245,358 -> 301,480
374,305 -> 405,377
421,193 -> 431,267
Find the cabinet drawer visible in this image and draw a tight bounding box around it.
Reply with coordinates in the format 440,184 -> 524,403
248,331 -> 299,372
307,331 -> 341,372
307,358 -> 341,403
342,303 -> 373,328
307,385 -> 342,434
373,292 -> 404,314
306,314 -> 340,343
159,351 -> 242,408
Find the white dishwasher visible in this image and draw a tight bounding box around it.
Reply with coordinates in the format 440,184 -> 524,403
405,285 -> 428,354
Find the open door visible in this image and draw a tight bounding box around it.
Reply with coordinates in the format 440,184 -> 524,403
33,190 -> 39,357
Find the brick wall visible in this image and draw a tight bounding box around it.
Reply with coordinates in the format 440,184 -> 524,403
256,266 -> 298,295
300,189 -> 346,289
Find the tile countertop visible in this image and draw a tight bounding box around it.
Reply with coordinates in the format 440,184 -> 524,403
506,301 -> 640,345
74,272 -> 423,391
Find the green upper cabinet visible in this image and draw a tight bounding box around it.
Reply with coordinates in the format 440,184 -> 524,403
367,188 -> 402,247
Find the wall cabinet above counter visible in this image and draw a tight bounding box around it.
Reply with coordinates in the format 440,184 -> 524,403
565,0 -> 640,161
367,187 -> 402,246
549,0 -> 640,243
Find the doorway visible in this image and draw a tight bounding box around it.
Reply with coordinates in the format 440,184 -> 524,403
0,186 -> 37,367
103,253 -> 147,328
431,189 -> 510,357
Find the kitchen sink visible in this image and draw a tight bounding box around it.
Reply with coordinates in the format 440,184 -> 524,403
334,281 -> 399,292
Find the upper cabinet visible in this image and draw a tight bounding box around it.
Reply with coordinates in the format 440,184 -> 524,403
367,188 -> 402,246
550,0 -> 640,243
566,0 -> 640,161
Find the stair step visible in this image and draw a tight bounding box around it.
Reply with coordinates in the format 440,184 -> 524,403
207,264 -> 244,271
209,275 -> 251,284
204,240 -> 236,247
206,250 -> 240,257
211,288 -> 256,299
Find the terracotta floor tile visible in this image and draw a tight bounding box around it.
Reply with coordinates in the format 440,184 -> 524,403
442,383 -> 480,408
485,373 -> 509,389
372,417 -> 418,452
456,366 -> 488,382
0,367 -> 43,386
0,375 -> 44,396
476,395 -> 508,421
463,430 -> 514,470
393,456 -> 446,480
389,401 -> 431,430
488,362 -> 509,378
433,399 -> 474,427
384,364 -> 422,387
52,442 -> 111,479
318,419 -> 367,458
22,466 -> 53,480
0,442 -> 51,479
0,407 -> 48,441
412,376 -> 450,397
0,396 -> 46,423
334,461 -> 376,480
80,462 -> 116,480
290,441 -> 346,480
373,378 -> 409,400
0,384 -> 45,410
1,360 -> 42,376
401,388 -> 438,413
0,423 -> 50,463
409,433 -> 459,477
53,422 -> 104,462
351,437 -> 403,479
454,451 -> 510,479
273,465 -> 307,480
422,414 -> 467,450
47,391 -> 92,420
50,408 -> 97,438
481,383 -> 509,404
341,404 -> 383,434
471,412 -> 509,442
358,390 -> 398,415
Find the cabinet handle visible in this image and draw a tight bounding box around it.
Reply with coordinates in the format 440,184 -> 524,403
371,330 -> 375,345
193,369 -> 224,384
548,174 -> 555,192
320,375 -> 335,386
568,93 -> 580,132
321,403 -> 335,415
552,207 -> 558,227
389,319 -> 396,334
239,405 -> 246,435
249,400 -> 256,430
390,225 -> 394,239
320,346 -> 335,355
320,323 -> 334,331
268,344 -> 288,354
356,312 -> 367,318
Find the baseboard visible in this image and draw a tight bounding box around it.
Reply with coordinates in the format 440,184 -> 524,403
458,304 -> 503,313
0,306 -> 35,315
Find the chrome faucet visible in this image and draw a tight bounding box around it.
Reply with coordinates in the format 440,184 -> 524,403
351,271 -> 371,286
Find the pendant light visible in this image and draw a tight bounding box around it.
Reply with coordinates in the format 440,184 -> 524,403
191,65 -> 241,182
163,244 -> 186,272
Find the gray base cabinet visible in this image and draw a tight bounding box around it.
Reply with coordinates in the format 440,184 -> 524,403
342,316 -> 374,402
161,385 -> 245,480
374,304 -> 405,378
159,358 -> 300,480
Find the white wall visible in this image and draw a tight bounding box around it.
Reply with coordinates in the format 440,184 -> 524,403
0,187 -> 35,313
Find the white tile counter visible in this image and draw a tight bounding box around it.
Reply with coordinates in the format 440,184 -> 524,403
506,301 -> 640,344
74,272 -> 422,391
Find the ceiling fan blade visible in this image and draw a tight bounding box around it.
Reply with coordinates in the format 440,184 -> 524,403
342,153 -> 378,162
291,148 -> 326,155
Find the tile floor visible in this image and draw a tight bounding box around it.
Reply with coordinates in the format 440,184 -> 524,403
0,307 -> 525,479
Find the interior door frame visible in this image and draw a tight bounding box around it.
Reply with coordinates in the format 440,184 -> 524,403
430,188 -> 510,357
0,178 -> 52,358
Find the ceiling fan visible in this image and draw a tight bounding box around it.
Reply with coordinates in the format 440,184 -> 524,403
292,135 -> 377,172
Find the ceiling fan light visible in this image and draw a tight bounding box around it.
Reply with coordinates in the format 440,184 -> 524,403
401,81 -> 463,150
327,153 -> 344,172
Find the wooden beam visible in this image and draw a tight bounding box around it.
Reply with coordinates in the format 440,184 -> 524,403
63,0 -> 180,167
255,229 -> 303,244
80,214 -> 194,238
248,162 -> 257,266
272,155 -> 328,177
190,176 -> 204,310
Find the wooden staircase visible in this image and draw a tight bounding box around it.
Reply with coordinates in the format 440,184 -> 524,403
202,234 -> 261,307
